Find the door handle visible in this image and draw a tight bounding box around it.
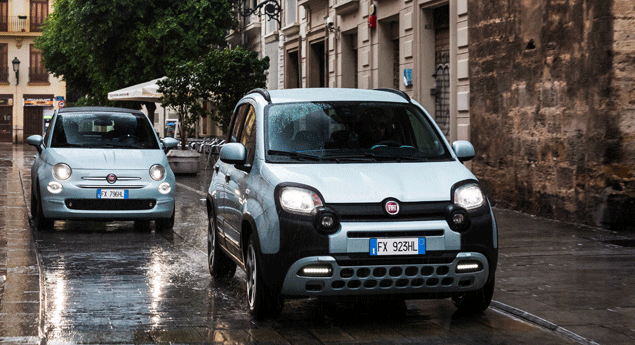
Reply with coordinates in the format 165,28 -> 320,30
214,166 -> 219,173
225,175 -> 230,184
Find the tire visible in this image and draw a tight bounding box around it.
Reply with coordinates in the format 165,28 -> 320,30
246,234 -> 283,319
156,207 -> 175,232
134,220 -> 152,232
33,190 -> 53,231
207,208 -> 236,280
452,275 -> 495,315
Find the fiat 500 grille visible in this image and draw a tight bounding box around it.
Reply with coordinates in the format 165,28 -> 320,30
65,199 -> 156,210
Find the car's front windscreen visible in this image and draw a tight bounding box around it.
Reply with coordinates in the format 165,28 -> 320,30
265,101 -> 452,163
49,112 -> 160,149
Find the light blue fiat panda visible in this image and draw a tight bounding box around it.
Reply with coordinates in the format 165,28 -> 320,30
207,88 -> 497,319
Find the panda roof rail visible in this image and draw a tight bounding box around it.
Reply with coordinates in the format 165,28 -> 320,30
247,88 -> 272,103
373,88 -> 411,103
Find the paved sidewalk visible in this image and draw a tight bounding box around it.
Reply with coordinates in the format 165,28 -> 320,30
1,143 -> 635,344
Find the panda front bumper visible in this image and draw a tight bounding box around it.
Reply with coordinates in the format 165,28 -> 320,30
280,252 -> 490,297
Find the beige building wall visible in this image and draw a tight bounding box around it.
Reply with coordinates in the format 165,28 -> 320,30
0,0 -> 66,143
235,0 -> 469,143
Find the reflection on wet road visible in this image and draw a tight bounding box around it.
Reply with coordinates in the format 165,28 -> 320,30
34,222 -> 574,344
8,143 -> 572,344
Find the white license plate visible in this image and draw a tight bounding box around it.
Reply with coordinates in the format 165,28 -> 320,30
96,189 -> 128,199
370,238 -> 425,256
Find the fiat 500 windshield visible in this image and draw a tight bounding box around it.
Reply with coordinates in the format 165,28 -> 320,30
50,112 -> 160,149
265,102 -> 452,162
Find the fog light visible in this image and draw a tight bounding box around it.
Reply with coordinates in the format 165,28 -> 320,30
321,215 -> 334,228
452,213 -> 465,225
456,261 -> 483,273
158,182 -> 171,194
47,181 -> 63,194
298,264 -> 333,277
314,208 -> 340,235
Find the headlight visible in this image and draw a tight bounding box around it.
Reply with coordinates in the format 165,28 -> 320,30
53,163 -> 72,180
279,186 -> 323,215
150,164 -> 166,181
454,183 -> 485,210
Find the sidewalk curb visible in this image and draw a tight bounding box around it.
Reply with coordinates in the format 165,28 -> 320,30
490,301 -> 600,345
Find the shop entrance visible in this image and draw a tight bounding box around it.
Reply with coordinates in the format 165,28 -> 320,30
0,107 -> 11,142
24,106 -> 44,137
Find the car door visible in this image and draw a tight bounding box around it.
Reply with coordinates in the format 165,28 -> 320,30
215,104 -> 248,247
224,103 -> 257,259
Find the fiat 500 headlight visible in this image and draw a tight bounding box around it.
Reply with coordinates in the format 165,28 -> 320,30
53,163 -> 72,180
279,186 -> 324,215
454,183 -> 485,210
149,164 -> 166,181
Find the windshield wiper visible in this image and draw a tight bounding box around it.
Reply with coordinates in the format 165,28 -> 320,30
267,150 -> 322,161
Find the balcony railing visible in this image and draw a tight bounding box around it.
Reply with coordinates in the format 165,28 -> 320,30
0,16 -> 29,32
29,66 -> 48,83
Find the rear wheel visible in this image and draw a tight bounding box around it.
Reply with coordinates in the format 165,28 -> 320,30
246,234 -> 283,319
207,208 -> 236,280
452,275 -> 495,315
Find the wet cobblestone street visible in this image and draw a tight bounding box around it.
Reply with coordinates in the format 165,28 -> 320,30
3,143 -> 634,344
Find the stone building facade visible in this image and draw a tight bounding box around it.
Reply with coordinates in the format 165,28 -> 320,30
469,0 -> 635,228
229,0 -> 634,228
0,0 -> 66,144
228,0 -> 474,143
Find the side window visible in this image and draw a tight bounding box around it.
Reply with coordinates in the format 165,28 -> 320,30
229,104 -> 249,143
240,105 -> 257,166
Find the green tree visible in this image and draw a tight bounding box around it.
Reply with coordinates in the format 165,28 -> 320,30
36,0 -> 235,121
157,62 -> 208,150
199,47 -> 270,131
158,47 -> 269,148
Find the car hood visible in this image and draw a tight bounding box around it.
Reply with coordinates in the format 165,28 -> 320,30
262,161 -> 476,203
45,148 -> 169,170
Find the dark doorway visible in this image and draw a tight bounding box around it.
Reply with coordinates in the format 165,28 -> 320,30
24,106 -> 44,136
0,107 -> 11,142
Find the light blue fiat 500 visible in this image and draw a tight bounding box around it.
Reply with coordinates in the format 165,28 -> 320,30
207,88 -> 498,319
27,107 -> 178,232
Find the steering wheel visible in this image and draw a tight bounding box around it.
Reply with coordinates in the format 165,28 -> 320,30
370,140 -> 402,150
118,134 -> 139,144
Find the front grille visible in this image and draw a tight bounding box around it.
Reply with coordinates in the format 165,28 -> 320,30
65,199 -> 156,210
333,252 -> 457,266
347,230 -> 444,238
308,263 -> 478,292
328,201 -> 450,222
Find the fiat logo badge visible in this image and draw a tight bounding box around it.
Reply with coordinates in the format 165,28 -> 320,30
106,174 -> 117,184
384,200 -> 400,215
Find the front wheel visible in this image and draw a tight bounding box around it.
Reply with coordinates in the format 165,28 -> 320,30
156,207 -> 175,232
246,235 -> 283,319
207,209 -> 236,280
33,190 -> 53,231
452,275 -> 495,315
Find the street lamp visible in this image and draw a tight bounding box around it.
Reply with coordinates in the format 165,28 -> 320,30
236,0 -> 282,28
12,57 -> 20,85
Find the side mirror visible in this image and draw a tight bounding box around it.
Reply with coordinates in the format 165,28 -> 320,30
219,142 -> 247,165
27,135 -> 44,154
161,137 -> 179,151
452,140 -> 475,162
